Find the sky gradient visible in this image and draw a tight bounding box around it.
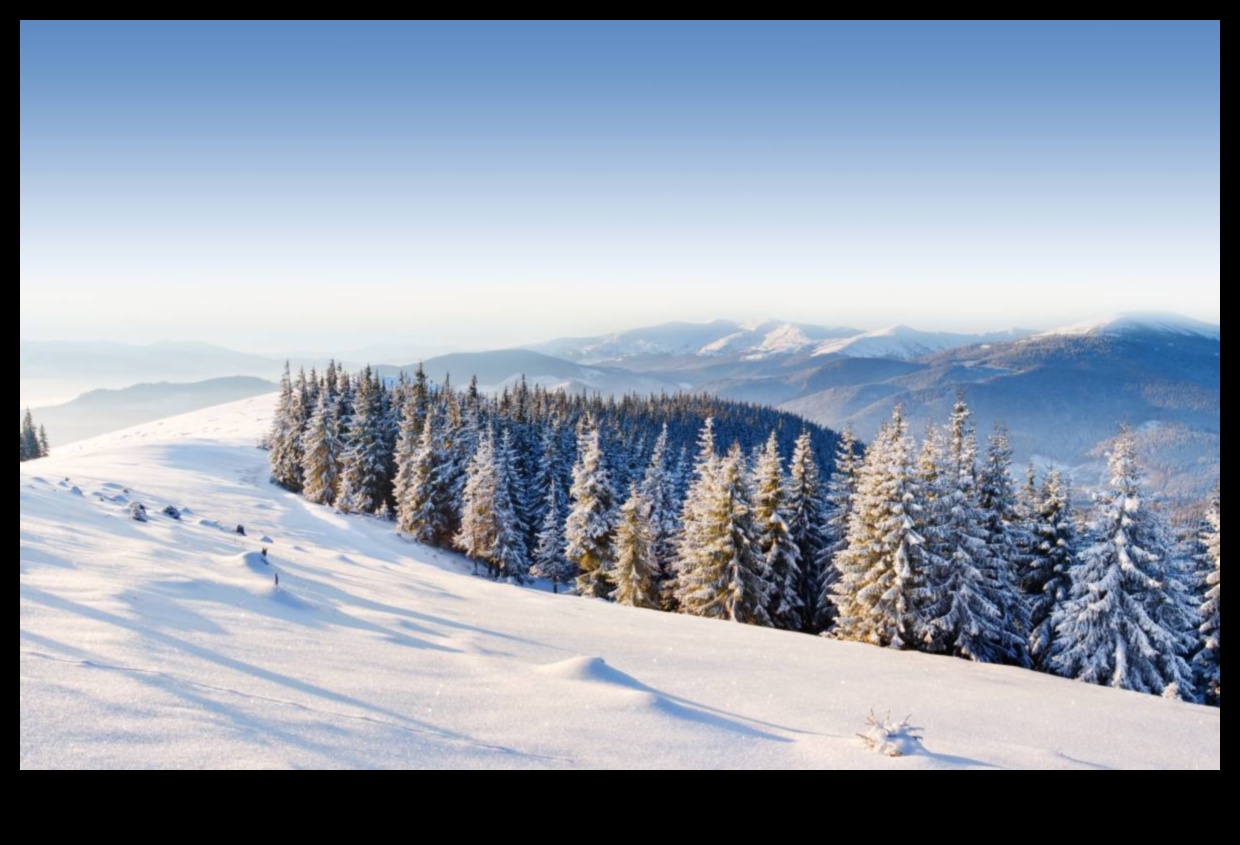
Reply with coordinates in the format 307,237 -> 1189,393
20,21 -> 1220,352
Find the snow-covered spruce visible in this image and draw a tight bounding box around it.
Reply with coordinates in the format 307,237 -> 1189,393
1025,469 -> 1075,668
1195,484 -> 1220,704
753,432 -> 803,630
566,421 -> 619,598
611,485 -> 660,608
817,427 -> 859,630
530,480 -> 574,593
675,436 -> 772,625
831,406 -> 931,649
785,430 -> 830,632
19,407 -> 50,462
1051,428 -> 1196,698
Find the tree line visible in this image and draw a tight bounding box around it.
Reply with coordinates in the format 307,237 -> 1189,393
19,409 -> 49,461
830,400 -> 1217,704
268,364 -> 1219,705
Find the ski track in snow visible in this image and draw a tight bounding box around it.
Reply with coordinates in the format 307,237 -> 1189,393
19,396 -> 1220,769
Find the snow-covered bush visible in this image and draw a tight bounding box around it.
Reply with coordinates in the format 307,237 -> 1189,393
858,711 -> 923,757
162,505 -> 181,520
128,502 -> 148,522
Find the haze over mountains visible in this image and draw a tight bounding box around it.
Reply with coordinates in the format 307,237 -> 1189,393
29,377 -> 277,445
22,312 -> 1218,500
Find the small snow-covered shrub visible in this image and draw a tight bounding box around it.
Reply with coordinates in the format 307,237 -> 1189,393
858,711 -> 923,757
162,505 -> 181,520
128,502 -> 148,522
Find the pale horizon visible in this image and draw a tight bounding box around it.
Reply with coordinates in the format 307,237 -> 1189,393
16,307 -> 1222,359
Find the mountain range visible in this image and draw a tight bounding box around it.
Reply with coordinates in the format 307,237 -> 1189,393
22,312 -> 1219,501
517,313 -> 1219,500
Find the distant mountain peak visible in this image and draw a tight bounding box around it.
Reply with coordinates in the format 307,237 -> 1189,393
811,325 -> 1031,359
1038,312 -> 1220,340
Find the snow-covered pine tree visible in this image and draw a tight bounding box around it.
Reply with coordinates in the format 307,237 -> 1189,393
20,409 -> 40,462
336,369 -> 388,514
529,423 -> 567,545
1154,537 -> 1201,699
397,408 -> 451,544
443,384 -> 479,533
300,391 -> 341,506
753,432 -> 802,630
391,388 -> 421,531
530,480 -> 573,593
909,420 -> 951,652
918,401 -> 1027,663
673,418 -> 721,613
376,374 -> 399,508
411,362 -> 430,435
266,359 -> 302,488
640,423 -> 681,607
976,425 -> 1032,665
677,441 -> 771,625
492,428 -> 530,582
785,430 -> 830,632
718,444 -> 772,625
612,485 -> 660,608
37,425 -> 49,459
565,421 -> 618,598
454,428 -> 500,576
1196,484 -> 1220,704
1018,463 -> 1039,528
817,427 -> 859,630
1052,428 -> 1196,698
1025,468 -> 1075,668
832,407 -> 930,648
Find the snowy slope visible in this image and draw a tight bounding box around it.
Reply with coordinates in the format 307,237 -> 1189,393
1036,312 -> 1221,340
530,320 -> 860,364
812,326 -> 1031,359
20,397 -> 1219,769
696,321 -> 854,360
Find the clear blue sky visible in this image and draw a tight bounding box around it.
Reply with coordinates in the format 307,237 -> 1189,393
20,21 -> 1219,351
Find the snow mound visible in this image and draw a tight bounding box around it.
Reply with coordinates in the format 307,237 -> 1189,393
535,656 -> 647,691
237,550 -> 270,574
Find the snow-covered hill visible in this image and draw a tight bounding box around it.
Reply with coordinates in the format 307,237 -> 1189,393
812,325 -> 1032,359
19,397 -> 1219,769
530,320 -> 860,364
1036,311 -> 1221,340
